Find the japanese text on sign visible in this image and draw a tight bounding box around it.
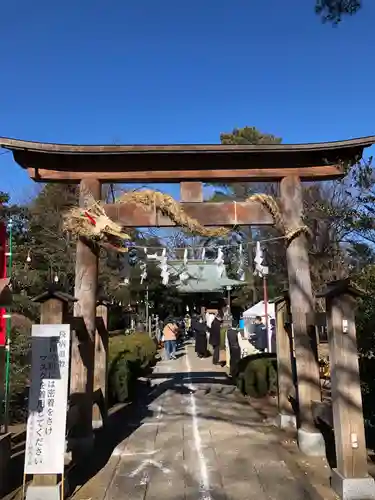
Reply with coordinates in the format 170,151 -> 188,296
24,324 -> 70,475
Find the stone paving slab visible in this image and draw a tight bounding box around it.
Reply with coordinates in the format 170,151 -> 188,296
73,342 -> 337,500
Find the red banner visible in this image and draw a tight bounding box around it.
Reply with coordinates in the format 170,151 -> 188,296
0,221 -> 7,346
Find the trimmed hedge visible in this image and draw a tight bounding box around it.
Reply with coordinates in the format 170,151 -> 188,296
108,332 -> 157,403
236,353 -> 277,398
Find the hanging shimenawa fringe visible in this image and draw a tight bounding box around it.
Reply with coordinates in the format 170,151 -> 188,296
63,189 -> 310,250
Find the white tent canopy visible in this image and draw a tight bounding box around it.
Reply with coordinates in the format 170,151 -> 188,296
243,300 -> 275,320
242,301 -> 276,352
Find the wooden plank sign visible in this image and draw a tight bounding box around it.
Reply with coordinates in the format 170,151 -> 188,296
24,324 -> 70,475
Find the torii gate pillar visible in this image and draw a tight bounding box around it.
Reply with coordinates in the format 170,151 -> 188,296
69,179 -> 101,456
280,176 -> 324,456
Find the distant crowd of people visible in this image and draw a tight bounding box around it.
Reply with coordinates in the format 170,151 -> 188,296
159,310 -> 224,364
159,310 -> 277,373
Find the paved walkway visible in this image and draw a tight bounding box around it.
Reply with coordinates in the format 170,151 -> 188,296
72,342 -> 336,500
90,342 -> 331,500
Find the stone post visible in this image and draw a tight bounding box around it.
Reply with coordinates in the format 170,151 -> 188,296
320,279 -> 375,500
274,291 -> 296,429
92,299 -> 109,429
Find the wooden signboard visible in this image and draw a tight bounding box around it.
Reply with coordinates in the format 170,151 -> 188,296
24,324 -> 70,476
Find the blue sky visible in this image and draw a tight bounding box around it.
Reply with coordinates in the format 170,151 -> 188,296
1,0 -> 375,203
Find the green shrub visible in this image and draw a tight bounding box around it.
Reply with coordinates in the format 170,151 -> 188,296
109,332 -> 157,367
108,332 -> 157,403
236,353 -> 277,398
8,325 -> 31,423
109,358 -> 134,402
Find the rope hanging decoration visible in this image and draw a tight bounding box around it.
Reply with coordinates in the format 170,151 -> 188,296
118,190 -> 231,238
62,193 -> 131,252
118,190 -> 310,245
62,188 -> 310,251
246,193 -> 312,245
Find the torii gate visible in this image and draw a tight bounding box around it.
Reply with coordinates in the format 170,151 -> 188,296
1,135 -> 375,458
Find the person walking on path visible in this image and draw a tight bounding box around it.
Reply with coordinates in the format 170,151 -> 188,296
163,319 -> 178,360
209,313 -> 222,365
184,313 -> 191,339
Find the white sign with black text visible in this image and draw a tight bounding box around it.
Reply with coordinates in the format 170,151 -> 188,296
26,485 -> 60,500
24,324 -> 70,475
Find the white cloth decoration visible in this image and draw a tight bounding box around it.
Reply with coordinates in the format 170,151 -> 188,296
254,241 -> 268,277
183,248 -> 188,265
179,270 -> 189,284
214,247 -> 225,278
206,312 -> 215,328
160,248 -> 170,285
140,248 -> 148,284
238,243 -> 245,281
201,248 -> 206,261
147,252 -> 159,260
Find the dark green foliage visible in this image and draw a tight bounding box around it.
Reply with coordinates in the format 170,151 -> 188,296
315,0 -> 361,23
108,332 -> 157,403
8,325 -> 31,422
220,126 -> 282,147
109,358 -> 135,403
355,266 -> 375,448
236,354 -> 277,398
0,192 -> 9,205
108,332 -> 157,366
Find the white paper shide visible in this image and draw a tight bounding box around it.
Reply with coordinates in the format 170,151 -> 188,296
24,324 -> 70,475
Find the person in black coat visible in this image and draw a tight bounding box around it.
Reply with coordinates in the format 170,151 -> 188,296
270,318 -> 276,353
227,327 -> 241,379
209,314 -> 222,365
193,316 -> 208,358
252,316 -> 268,352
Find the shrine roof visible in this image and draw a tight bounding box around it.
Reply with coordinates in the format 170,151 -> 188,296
166,260 -> 245,294
1,135 -> 375,156
2,135 -> 375,182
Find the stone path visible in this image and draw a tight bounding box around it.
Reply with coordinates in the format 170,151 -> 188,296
93,342 -> 333,500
